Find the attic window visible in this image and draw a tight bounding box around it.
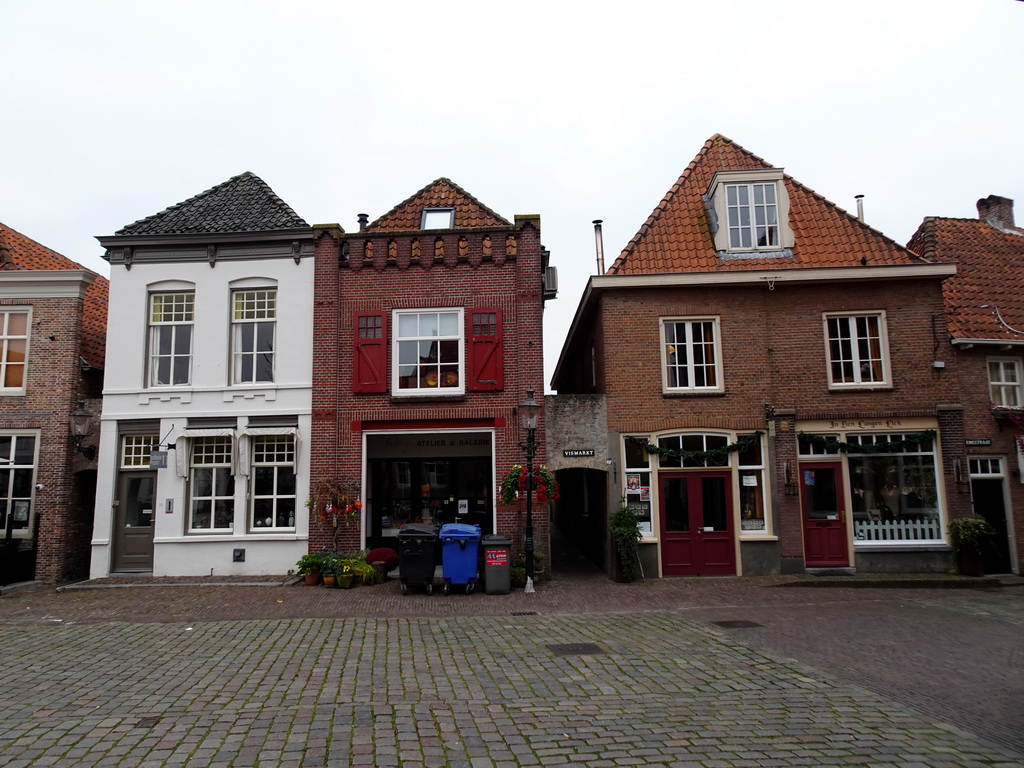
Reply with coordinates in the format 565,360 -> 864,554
707,169 -> 794,253
421,208 -> 455,230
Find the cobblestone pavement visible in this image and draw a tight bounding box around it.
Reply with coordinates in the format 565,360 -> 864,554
2,573 -> 1023,768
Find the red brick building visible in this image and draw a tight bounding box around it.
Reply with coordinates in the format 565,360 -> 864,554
0,222 -> 107,585
309,179 -> 555,567
908,195 -> 1024,574
551,135 -> 969,577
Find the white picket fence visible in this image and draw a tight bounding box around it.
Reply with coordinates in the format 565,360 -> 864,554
853,517 -> 943,542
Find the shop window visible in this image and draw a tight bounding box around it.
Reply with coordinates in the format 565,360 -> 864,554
250,436 -> 296,530
0,433 -> 37,539
661,318 -> 721,392
0,310 -> 29,394
232,289 -> 276,384
824,312 -> 890,387
393,309 -> 463,395
148,292 -> 193,386
737,434 -> 767,534
798,434 -> 841,457
988,358 -> 1022,407
846,432 -> 942,543
623,436 -> 653,536
189,437 -> 235,532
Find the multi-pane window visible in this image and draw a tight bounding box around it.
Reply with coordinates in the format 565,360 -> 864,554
120,435 -> 159,468
826,313 -> 887,386
251,436 -> 296,530
0,311 -> 29,392
988,359 -> 1022,406
726,183 -> 779,249
0,434 -> 36,538
189,437 -> 234,531
149,293 -> 193,386
657,433 -> 730,468
232,290 -> 276,384
846,432 -> 941,543
394,309 -> 462,393
663,319 -> 719,390
623,437 -> 653,536
737,434 -> 767,534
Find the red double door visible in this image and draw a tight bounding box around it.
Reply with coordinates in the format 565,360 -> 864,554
659,472 -> 736,576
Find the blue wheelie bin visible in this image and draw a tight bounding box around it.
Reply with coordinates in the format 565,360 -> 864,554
439,523 -> 481,595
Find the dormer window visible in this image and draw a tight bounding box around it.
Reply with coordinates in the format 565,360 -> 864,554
707,169 -> 793,254
727,183 -> 778,249
421,208 -> 455,230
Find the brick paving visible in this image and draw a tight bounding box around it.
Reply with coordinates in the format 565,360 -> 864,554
0,564 -> 1021,767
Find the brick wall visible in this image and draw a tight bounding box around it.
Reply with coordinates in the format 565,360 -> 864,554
0,296 -> 95,584
309,222 -> 550,563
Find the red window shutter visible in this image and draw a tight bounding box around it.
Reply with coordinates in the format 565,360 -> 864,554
467,309 -> 503,391
353,313 -> 387,393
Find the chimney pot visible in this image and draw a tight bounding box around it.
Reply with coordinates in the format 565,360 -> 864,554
977,195 -> 1015,231
357,213 -> 369,231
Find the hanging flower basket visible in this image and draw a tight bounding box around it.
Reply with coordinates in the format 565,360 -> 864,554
499,464 -> 560,505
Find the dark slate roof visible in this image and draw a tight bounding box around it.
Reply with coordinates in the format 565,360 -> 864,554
0,222 -> 109,369
908,215 -> 1024,341
116,172 -> 308,236
365,178 -> 510,232
609,134 -> 921,274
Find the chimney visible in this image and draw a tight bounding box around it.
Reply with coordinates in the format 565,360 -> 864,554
593,220 -> 605,274
854,194 -> 865,222
357,213 -> 369,231
977,195 -> 1015,231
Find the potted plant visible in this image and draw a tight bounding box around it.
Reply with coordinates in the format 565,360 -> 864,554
296,552 -> 325,585
610,502 -> 643,582
947,516 -> 995,576
320,552 -> 343,587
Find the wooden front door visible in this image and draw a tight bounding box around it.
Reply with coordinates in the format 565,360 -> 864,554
970,478 -> 1012,573
800,462 -> 849,568
659,472 -> 735,576
113,472 -> 156,572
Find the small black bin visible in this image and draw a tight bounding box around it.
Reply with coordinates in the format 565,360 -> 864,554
398,523 -> 438,595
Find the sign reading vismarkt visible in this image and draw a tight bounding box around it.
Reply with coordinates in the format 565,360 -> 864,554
563,449 -> 595,457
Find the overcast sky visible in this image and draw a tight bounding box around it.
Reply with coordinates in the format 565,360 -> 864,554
2,1 -> 1021,390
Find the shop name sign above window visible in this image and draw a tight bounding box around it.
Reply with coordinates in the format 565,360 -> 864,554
563,449 -> 595,457
829,418 -> 905,430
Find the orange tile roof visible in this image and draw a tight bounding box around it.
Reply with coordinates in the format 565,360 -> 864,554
609,134 -> 921,274
0,222 -> 108,368
365,178 -> 510,232
908,216 -> 1024,341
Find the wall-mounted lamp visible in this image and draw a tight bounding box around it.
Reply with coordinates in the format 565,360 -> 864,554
70,402 -> 96,460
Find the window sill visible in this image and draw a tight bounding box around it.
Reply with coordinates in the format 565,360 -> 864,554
662,390 -> 726,398
854,542 -> 950,552
155,533 -> 302,543
390,394 -> 467,404
739,534 -> 777,542
827,384 -> 893,393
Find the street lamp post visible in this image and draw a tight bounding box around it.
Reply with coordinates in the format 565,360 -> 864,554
518,388 -> 541,593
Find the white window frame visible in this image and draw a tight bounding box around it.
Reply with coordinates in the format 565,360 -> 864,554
231,289 -> 277,385
120,435 -> 159,469
148,292 -> 194,387
188,437 -> 235,532
661,317 -> 723,393
392,308 -> 465,396
250,435 -> 296,531
0,309 -> 30,395
622,436 -> 654,538
988,357 -> 1022,407
726,182 -> 780,250
824,311 -> 891,389
0,431 -> 38,540
708,169 -> 794,253
421,208 -> 455,230
736,433 -> 770,537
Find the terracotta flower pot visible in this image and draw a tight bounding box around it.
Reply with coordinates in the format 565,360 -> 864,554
304,571 -> 322,586
323,573 -> 337,587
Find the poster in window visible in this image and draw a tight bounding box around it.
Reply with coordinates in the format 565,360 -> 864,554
626,473 -> 641,493
13,500 -> 29,522
639,487 -> 650,502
